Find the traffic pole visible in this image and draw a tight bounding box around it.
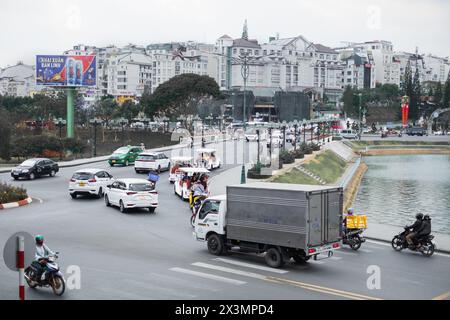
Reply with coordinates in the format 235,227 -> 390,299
17,236 -> 25,300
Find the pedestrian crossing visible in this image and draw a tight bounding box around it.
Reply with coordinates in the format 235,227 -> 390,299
170,251 -> 351,287
168,251 -> 383,300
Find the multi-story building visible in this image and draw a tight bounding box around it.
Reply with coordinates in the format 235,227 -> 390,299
422,54 -> 449,83
147,41 -> 219,93
0,62 -> 38,97
106,52 -> 153,98
215,28 -> 344,103
337,47 -> 376,90
340,40 -> 401,87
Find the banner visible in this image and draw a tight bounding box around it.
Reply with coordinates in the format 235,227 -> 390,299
401,96 -> 409,128
36,55 -> 96,87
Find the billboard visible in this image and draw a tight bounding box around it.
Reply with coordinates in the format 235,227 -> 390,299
36,55 -> 96,87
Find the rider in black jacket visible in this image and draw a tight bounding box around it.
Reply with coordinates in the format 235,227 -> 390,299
406,213 -> 423,247
415,215 -> 432,247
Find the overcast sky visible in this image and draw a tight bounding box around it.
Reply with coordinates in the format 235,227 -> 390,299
1,0 -> 449,67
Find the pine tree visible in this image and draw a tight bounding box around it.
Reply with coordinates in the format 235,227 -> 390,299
342,86 -> 356,117
444,72 -> 450,108
410,67 -> 421,119
435,82 -> 443,105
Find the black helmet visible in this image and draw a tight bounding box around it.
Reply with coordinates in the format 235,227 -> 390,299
423,215 -> 431,220
415,213 -> 424,220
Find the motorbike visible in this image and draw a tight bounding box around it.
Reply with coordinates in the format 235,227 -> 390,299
342,228 -> 366,250
391,227 -> 436,257
24,253 -> 66,296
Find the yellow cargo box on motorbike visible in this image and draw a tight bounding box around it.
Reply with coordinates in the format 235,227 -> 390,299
346,215 -> 367,229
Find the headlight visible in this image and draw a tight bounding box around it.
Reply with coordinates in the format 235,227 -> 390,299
22,169 -> 29,173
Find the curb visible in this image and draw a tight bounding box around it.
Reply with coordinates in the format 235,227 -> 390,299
365,236 -> 450,255
0,197 -> 33,210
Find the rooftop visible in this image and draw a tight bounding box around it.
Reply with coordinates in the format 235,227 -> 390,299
314,43 -> 338,54
233,38 -> 261,49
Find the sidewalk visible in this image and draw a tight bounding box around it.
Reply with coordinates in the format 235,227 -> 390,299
209,164 -> 450,254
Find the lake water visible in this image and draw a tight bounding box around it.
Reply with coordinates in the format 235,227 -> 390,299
353,154 -> 450,234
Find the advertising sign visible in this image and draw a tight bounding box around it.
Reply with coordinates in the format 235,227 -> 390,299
36,55 -> 96,87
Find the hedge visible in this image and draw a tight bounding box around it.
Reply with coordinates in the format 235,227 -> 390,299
10,135 -> 86,159
0,182 -> 28,204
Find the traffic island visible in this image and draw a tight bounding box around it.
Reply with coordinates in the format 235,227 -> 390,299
0,182 -> 32,210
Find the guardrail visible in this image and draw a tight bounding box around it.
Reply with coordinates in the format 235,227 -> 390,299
339,156 -> 361,189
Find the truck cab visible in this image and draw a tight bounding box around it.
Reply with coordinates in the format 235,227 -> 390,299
194,195 -> 226,241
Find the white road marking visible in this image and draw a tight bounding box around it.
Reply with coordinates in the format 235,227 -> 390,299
192,262 -> 266,280
358,249 -> 373,253
213,258 -> 289,274
169,267 -> 246,285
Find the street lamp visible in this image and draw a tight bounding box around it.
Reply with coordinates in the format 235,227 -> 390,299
89,118 -> 102,157
293,120 -> 299,151
118,118 -> 128,145
302,121 -> 307,145
281,121 -> 287,151
54,118 -> 66,138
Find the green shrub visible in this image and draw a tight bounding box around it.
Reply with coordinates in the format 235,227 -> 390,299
10,135 -> 87,159
279,150 -> 295,164
300,143 -> 313,154
310,143 -> 321,151
291,149 -> 305,159
0,182 -> 28,204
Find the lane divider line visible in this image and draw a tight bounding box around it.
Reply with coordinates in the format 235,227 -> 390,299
169,267 -> 246,285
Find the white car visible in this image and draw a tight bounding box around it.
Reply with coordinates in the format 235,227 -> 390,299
69,169 -> 114,199
340,129 -> 359,140
134,152 -> 170,173
104,178 -> 158,213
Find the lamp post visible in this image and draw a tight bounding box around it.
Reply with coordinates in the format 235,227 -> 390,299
54,118 -> 66,138
118,118 -> 128,145
281,121 -> 287,151
201,122 -> 205,148
217,115 -> 223,132
293,120 -> 298,151
302,121 -> 306,143
90,118 -> 102,157
358,93 -> 362,140
310,121 -> 314,144
256,129 -> 260,164
268,127 -> 272,166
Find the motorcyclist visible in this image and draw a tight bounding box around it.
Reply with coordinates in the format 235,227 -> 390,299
342,208 -> 354,234
415,215 -> 432,248
34,235 -> 55,281
191,174 -> 209,212
405,213 -> 424,247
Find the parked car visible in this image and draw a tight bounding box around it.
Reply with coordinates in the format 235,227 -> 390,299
104,178 -> 158,213
69,169 -> 114,199
11,158 -> 59,180
108,146 -> 143,167
340,129 -> 359,140
134,152 -> 170,174
406,126 -> 426,136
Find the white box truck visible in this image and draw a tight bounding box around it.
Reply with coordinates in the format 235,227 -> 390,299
193,183 -> 343,268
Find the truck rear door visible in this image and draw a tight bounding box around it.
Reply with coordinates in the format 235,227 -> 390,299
308,190 -> 342,246
308,193 -> 323,247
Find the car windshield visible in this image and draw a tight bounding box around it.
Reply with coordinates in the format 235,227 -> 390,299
129,183 -> 154,191
137,155 -> 156,161
72,172 -> 94,180
113,148 -> 129,154
20,160 -> 36,167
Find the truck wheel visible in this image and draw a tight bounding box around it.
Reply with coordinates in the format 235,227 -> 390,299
207,234 -> 224,256
265,247 -> 284,268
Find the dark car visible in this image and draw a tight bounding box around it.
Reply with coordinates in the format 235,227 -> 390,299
406,126 -> 426,136
11,158 -> 59,180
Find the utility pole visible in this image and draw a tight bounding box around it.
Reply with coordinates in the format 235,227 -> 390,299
241,52 -> 250,184
358,93 -> 362,140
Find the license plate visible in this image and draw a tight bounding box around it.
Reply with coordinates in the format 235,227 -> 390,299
79,182 -> 86,187
138,196 -> 148,200
112,160 -> 116,163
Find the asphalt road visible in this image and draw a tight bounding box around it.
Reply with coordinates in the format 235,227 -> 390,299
1,139 -> 450,300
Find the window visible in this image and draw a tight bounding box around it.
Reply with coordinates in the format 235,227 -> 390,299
255,50 -> 259,56
118,71 -> 126,76
233,48 -> 237,54
198,201 -> 220,220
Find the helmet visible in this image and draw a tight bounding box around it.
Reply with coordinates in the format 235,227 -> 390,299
35,235 -> 44,245
423,215 -> 431,220
416,213 -> 424,220
347,208 -> 354,215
